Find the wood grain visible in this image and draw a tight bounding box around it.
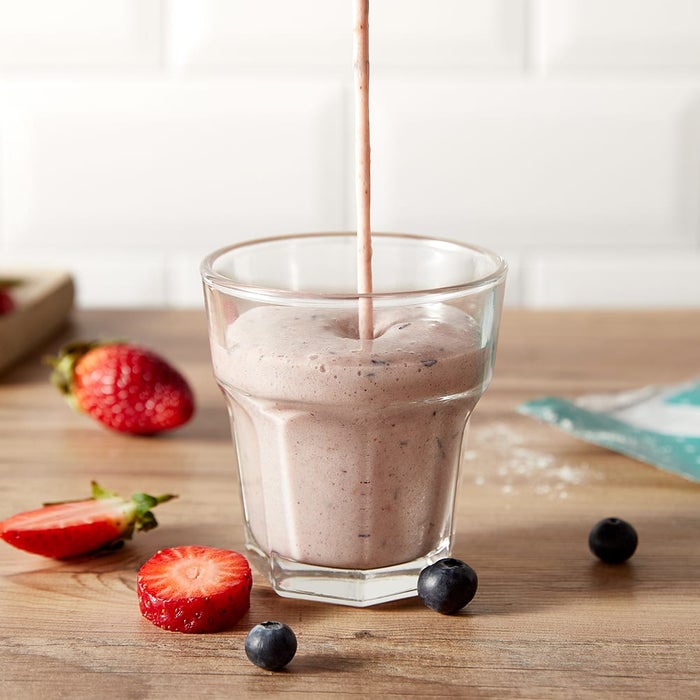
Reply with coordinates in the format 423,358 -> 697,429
1,309 -> 699,699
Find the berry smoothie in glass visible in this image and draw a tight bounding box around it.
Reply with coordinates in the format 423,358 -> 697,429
201,0 -> 506,605
201,232 -> 506,606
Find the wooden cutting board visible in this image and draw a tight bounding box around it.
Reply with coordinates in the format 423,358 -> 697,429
0,269 -> 75,376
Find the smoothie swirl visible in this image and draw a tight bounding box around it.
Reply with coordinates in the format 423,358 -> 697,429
213,303 -> 488,570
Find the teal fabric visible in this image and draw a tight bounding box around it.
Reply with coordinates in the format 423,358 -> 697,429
518,395 -> 700,483
666,383 -> 700,407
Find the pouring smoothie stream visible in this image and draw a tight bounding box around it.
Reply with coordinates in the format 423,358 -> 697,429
201,1 -> 506,606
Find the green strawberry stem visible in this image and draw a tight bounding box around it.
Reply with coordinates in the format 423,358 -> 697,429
130,491 -> 177,532
45,341 -> 102,402
90,481 -> 177,533
44,481 -> 177,538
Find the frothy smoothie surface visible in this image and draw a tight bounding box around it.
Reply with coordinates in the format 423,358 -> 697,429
212,303 -> 488,570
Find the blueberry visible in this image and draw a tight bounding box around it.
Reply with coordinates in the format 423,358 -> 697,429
245,621 -> 297,671
589,517 -> 638,564
417,558 -> 478,614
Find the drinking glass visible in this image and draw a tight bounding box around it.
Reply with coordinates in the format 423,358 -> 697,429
201,232 -> 506,606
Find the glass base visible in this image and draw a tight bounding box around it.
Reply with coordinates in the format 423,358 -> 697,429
244,528 -> 452,607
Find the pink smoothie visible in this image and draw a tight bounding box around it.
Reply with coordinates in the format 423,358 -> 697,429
211,302 -> 488,570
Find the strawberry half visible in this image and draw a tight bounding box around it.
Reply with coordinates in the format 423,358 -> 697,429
48,341 -> 195,435
0,481 -> 176,559
137,545 -> 252,634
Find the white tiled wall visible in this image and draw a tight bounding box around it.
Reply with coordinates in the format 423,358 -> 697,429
1,0 -> 699,309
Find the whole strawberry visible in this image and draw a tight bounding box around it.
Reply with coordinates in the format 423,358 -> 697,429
0,481 -> 176,559
0,277 -> 21,315
49,341 -> 194,435
0,287 -> 15,315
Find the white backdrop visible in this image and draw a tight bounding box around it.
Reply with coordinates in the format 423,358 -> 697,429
1,0 -> 699,308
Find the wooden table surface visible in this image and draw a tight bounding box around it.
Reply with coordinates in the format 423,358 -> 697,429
1,308 -> 699,699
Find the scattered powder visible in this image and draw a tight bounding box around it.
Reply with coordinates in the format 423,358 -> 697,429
463,423 -> 602,499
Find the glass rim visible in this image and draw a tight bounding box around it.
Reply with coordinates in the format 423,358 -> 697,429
200,231 -> 508,302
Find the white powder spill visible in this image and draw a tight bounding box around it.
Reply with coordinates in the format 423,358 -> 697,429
464,423 -> 602,499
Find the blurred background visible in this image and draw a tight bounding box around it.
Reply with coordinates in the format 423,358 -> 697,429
0,0 -> 699,309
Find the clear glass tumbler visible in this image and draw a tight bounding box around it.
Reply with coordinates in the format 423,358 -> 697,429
201,232 -> 506,606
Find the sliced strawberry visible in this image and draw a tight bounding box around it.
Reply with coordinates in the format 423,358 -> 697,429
0,288 -> 14,315
0,482 -> 176,559
137,545 -> 252,634
0,278 -> 19,315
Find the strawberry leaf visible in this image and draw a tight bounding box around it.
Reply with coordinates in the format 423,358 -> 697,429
92,481 -> 120,500
131,491 -> 177,533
